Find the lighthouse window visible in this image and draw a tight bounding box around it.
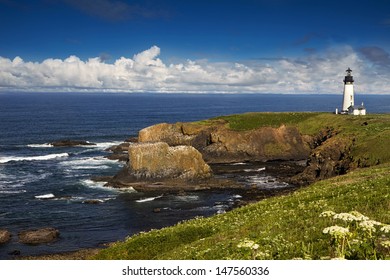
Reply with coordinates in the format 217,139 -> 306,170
350,95 -> 353,101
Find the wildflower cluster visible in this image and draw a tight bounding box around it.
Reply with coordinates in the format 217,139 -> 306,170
237,239 -> 259,250
322,226 -> 349,237
380,225 -> 390,234
319,210 -> 390,259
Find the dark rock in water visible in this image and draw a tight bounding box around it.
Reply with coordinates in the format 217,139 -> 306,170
18,228 -> 60,245
50,140 -> 95,147
8,250 -> 21,256
83,199 -> 104,204
0,229 -> 11,244
105,141 -> 132,162
153,208 -> 161,213
105,153 -> 128,162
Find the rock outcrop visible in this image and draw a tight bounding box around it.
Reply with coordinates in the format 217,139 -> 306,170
138,123 -> 311,163
291,130 -> 353,186
50,140 -> 95,147
0,229 -> 11,244
18,228 -> 60,245
110,142 -> 212,187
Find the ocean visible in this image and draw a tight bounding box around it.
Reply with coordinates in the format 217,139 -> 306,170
0,92 -> 389,259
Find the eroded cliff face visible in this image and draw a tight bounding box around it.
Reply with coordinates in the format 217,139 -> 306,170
138,122 -> 311,163
290,128 -> 354,186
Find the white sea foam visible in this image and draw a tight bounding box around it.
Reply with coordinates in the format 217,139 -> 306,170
60,156 -> 119,170
0,153 -> 69,163
27,143 -> 53,148
0,172 -> 52,189
243,167 -> 266,172
136,195 -> 163,203
175,195 -> 199,202
93,141 -> 124,150
35,193 -> 55,199
230,162 -> 249,165
81,179 -> 108,189
247,175 -> 289,189
0,189 -> 27,194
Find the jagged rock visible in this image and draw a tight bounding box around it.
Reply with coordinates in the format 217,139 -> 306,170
18,228 -> 60,245
0,229 -> 11,244
128,142 -> 212,180
291,137 -> 353,186
50,140 -> 95,147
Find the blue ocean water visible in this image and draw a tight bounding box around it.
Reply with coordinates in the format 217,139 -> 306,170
0,92 -> 389,259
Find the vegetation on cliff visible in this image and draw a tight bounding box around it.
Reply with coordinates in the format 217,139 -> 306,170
94,162 -> 390,260
94,112 -> 390,260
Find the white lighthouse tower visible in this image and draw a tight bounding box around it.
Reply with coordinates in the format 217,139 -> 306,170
342,67 -> 354,112
339,67 -> 366,115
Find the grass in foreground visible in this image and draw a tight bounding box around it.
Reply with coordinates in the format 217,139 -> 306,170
94,163 -> 390,260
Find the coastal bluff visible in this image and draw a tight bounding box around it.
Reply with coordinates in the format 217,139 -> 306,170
138,122 -> 311,163
108,112 -> 390,188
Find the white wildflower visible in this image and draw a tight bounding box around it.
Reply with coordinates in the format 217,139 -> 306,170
319,211 -> 336,218
323,226 -> 350,237
380,225 -> 390,234
349,211 -> 370,221
237,239 -> 259,250
358,220 -> 381,232
380,240 -> 390,249
333,212 -> 359,222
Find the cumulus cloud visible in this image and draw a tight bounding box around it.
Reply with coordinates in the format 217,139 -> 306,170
0,45 -> 389,94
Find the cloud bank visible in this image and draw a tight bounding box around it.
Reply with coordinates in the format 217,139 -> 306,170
1,45 -> 389,94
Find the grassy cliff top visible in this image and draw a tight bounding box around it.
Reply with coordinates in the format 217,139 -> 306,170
199,112 -> 390,166
94,162 -> 390,260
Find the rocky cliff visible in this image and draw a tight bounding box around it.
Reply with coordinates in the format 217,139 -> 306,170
138,122 -> 311,163
108,112 -> 386,189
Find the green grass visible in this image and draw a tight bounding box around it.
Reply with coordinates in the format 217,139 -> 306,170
94,163 -> 390,260
93,112 -> 390,260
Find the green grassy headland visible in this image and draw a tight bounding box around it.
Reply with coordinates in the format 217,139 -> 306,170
94,112 -> 390,260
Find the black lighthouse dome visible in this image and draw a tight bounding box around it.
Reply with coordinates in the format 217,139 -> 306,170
343,67 -> 354,84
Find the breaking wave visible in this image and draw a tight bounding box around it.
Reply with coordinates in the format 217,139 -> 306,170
136,195 -> 163,203
0,153 -> 69,164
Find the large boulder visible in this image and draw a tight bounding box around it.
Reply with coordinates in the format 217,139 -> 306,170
127,142 -> 212,180
0,229 -> 11,244
18,227 -> 60,245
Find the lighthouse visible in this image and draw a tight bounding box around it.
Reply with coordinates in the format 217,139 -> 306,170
342,67 -> 354,112
339,68 -> 366,115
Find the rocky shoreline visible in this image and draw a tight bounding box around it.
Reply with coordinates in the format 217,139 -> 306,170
10,117 -> 357,260
103,121 -> 352,192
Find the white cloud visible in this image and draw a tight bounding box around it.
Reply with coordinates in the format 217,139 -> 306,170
0,45 -> 389,94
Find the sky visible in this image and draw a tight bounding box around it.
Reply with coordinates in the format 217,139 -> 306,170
0,0 -> 390,94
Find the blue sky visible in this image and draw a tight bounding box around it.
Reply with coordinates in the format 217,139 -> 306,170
1,0 -> 390,93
